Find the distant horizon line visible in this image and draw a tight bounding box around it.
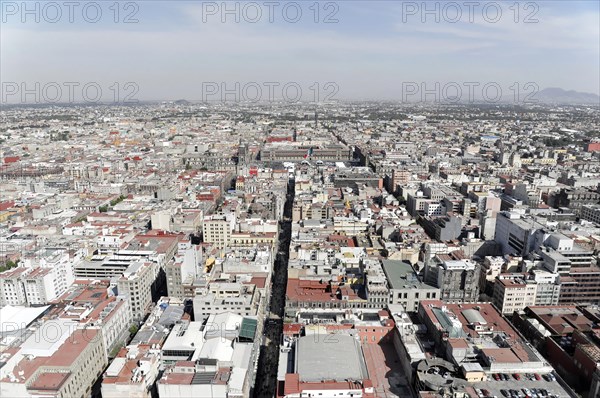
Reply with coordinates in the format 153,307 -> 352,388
2,86 -> 599,107
2,98 -> 599,108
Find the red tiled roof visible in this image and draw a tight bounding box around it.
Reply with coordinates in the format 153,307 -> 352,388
159,373 -> 194,385
284,373 -> 300,395
28,372 -> 71,392
3,329 -> 100,385
0,201 -> 15,211
283,324 -> 302,335
250,276 -> 267,289
286,279 -> 363,303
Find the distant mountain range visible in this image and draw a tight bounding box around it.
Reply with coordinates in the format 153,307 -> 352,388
535,88 -> 600,105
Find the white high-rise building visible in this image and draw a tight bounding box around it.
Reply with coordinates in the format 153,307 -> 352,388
0,268 -> 28,307
166,238 -> 202,299
203,215 -> 235,247
0,249 -> 76,307
116,261 -> 156,321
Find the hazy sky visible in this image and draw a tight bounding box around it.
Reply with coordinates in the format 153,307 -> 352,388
1,0 -> 599,102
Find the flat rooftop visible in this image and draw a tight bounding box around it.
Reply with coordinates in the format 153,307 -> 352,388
420,300 -> 543,364
381,260 -> 436,290
295,335 -> 368,382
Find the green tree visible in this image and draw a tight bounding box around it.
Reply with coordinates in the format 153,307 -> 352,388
110,195 -> 126,206
129,324 -> 139,335
0,260 -> 19,273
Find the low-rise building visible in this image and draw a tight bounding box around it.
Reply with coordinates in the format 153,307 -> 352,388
157,312 -> 260,398
514,305 -> 600,397
0,321 -> 107,398
193,281 -> 262,323
417,300 -> 552,374
381,260 -> 440,312
278,335 -> 375,398
101,344 -> 161,398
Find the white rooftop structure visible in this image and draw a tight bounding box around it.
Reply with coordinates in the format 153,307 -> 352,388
162,321 -> 205,361
443,259 -> 476,271
204,312 -> 243,341
198,338 -> 234,362
105,357 -> 128,377
20,319 -> 78,357
0,305 -> 50,336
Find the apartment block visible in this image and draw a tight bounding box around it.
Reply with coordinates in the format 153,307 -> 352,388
493,274 -> 537,314
203,215 -> 233,247
425,258 -> 480,303
0,267 -> 28,306
559,265 -> 600,305
381,259 -> 440,312
0,322 -> 107,398
165,238 -> 202,299
117,261 -> 156,321
193,281 -> 262,323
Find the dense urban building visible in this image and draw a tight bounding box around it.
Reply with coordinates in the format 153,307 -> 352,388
2,101 -> 598,398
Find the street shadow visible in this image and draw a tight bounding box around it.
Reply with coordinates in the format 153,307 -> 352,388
379,341 -> 412,397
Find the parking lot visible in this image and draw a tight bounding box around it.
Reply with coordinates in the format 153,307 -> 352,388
472,373 -> 571,398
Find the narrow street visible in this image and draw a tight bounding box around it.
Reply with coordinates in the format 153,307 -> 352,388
253,177 -> 295,398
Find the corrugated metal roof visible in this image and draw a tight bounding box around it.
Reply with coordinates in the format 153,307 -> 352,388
462,309 -> 487,325
239,318 -> 257,341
